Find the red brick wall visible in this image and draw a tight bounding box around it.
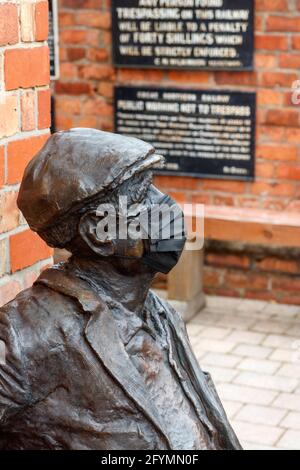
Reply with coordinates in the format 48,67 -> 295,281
203,242 -> 300,305
55,0 -> 300,303
56,0 -> 300,212
0,1 -> 53,307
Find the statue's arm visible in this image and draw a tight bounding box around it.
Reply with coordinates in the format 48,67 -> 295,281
0,307 -> 30,428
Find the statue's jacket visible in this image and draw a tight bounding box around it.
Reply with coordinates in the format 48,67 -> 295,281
0,265 -> 241,450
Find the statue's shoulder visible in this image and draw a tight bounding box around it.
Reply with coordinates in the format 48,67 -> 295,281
36,265 -> 109,316
0,279 -> 79,335
0,283 -> 51,324
0,268 -> 100,365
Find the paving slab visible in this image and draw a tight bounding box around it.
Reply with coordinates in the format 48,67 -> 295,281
276,430 -> 300,450
188,295 -> 300,450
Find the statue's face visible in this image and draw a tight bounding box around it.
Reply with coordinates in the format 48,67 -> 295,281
93,183 -> 187,274
79,169 -> 186,275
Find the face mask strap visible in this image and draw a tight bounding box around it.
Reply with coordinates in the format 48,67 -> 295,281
150,238 -> 187,253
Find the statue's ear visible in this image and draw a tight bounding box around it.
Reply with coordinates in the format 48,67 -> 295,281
78,211 -> 115,257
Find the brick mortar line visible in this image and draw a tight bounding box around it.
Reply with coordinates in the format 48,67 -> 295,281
34,87 -> 39,130
55,80 -> 300,96
0,1 -> 39,4
0,127 -> 49,146
0,224 -> 29,242
263,13 -> 300,18
0,52 -> 4,92
3,145 -> 7,187
0,86 -> 50,97
0,42 -> 48,54
0,182 -> 21,193
4,237 -> 9,275
17,89 -> 22,132
60,8 -> 110,13
59,25 -> 110,30
0,257 -> 53,290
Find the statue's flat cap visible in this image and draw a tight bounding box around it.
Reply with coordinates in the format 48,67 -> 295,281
17,128 -> 163,232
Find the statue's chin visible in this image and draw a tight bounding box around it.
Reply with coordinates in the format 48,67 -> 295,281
113,257 -> 156,277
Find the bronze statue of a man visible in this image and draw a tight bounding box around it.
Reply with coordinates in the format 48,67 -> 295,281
0,129 -> 241,450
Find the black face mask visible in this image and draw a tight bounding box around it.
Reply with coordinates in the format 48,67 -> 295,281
111,186 -> 186,274
139,188 -> 187,274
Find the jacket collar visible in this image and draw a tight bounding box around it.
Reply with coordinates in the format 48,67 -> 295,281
36,265 -> 172,449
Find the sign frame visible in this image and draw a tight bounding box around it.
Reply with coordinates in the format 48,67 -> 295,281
49,0 -> 60,81
111,0 -> 254,72
114,85 -> 256,182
